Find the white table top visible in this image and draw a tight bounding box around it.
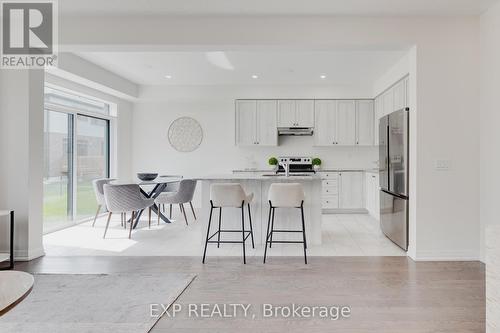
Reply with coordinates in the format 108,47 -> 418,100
110,176 -> 182,186
0,210 -> 12,217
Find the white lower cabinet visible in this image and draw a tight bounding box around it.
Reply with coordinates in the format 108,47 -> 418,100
365,172 -> 380,220
320,171 -> 364,211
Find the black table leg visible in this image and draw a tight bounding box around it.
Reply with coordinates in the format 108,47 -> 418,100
132,183 -> 173,228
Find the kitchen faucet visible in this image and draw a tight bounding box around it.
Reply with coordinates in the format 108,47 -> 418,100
279,160 -> 290,177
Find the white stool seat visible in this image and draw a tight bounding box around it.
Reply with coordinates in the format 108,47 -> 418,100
268,183 -> 305,208
210,183 -> 253,207
0,210 -> 12,217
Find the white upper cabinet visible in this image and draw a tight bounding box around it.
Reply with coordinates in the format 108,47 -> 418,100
296,100 -> 315,127
404,76 -> 409,107
356,100 -> 374,146
314,100 -> 337,146
236,100 -> 257,146
336,100 -> 356,145
393,79 -> 406,111
382,89 -> 394,118
278,100 -> 314,127
277,100 -> 296,127
236,100 -> 277,146
339,171 -> 364,209
374,96 -> 383,146
256,100 -> 278,146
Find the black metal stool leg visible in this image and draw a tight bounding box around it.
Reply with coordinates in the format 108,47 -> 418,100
247,203 -> 255,249
240,202 -> 246,264
269,206 -> 275,248
9,211 -> 14,269
202,203 -> 214,264
300,203 -> 307,264
263,203 -> 272,264
217,207 -> 222,248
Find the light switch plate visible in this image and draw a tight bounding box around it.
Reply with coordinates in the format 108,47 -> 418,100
434,159 -> 451,171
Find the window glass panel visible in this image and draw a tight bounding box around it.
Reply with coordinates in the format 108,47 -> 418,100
43,110 -> 73,232
75,115 -> 109,220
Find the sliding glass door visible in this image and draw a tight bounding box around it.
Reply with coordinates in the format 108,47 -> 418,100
75,115 -> 109,221
43,110 -> 74,230
43,88 -> 112,233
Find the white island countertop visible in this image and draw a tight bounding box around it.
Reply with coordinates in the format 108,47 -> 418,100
196,173 -> 321,181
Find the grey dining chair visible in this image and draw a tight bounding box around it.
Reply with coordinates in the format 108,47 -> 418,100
155,179 -> 197,226
103,184 -> 154,239
92,178 -> 115,227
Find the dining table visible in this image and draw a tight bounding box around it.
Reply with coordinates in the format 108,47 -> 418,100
110,176 -> 182,228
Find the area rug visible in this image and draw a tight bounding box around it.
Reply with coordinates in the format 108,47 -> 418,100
0,273 -> 196,333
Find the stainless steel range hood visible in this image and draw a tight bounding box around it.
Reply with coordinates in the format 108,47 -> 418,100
278,127 -> 314,136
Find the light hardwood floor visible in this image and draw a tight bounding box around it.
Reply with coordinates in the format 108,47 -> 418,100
17,256 -> 485,332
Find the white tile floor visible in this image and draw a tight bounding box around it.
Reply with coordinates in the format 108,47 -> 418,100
43,211 -> 405,257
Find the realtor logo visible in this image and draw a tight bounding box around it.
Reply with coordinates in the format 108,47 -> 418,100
1,1 -> 58,68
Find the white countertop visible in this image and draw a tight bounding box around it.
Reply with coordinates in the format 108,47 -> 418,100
196,173 -> 322,181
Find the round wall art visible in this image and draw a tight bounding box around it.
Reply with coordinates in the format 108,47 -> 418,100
168,117 -> 203,152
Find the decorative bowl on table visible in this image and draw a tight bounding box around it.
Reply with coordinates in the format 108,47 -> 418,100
137,173 -> 158,181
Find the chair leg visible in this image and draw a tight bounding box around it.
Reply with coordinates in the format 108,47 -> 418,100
124,212 -> 127,228
103,212 -> 112,238
202,205 -> 214,263
247,203 -> 255,249
269,206 -> 275,248
180,204 -> 188,226
92,205 -> 101,227
301,205 -> 307,264
170,204 -> 173,219
189,201 -> 197,220
217,207 -> 222,248
148,207 -> 152,229
129,211 -> 134,239
263,204 -> 272,264
157,205 -> 161,225
241,205 -> 246,264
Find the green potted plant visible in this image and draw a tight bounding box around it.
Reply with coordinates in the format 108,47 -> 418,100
312,157 -> 322,171
268,157 -> 278,171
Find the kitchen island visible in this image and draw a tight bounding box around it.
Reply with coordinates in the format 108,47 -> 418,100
196,173 -> 322,246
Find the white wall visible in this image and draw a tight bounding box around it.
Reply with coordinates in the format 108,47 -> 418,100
0,69 -> 45,260
480,1 -> 500,262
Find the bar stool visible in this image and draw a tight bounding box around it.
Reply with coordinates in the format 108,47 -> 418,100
264,183 -> 307,264
202,183 -> 255,264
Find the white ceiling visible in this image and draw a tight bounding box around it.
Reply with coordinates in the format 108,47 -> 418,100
76,51 -> 407,86
60,0 -> 498,16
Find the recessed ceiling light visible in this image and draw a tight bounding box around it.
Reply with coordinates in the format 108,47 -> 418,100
165,75 -> 172,79
251,75 -> 259,79
320,75 -> 327,79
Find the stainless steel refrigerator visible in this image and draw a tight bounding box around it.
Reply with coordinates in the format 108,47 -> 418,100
379,108 -> 409,251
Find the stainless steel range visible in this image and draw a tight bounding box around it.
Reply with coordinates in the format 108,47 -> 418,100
276,157 -> 315,175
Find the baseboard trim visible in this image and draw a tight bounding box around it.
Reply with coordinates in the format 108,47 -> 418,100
14,247 -> 45,261
413,251 -> 480,262
322,209 -> 368,214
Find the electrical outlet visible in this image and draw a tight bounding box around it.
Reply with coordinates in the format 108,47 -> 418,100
434,159 -> 451,171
